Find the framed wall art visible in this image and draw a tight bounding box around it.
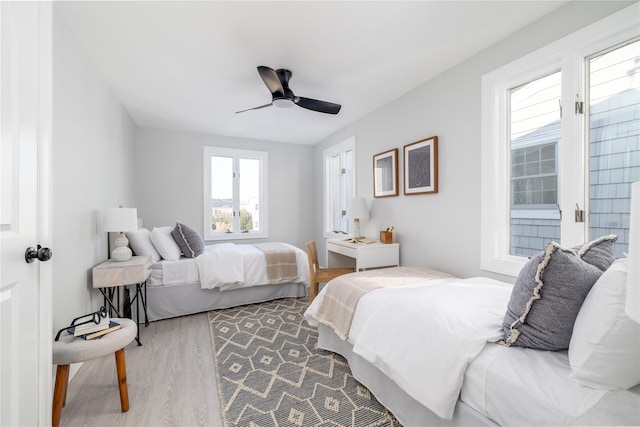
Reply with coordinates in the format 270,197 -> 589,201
404,136 -> 438,195
373,148 -> 398,198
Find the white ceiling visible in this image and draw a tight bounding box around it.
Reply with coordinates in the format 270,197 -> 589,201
55,1 -> 568,145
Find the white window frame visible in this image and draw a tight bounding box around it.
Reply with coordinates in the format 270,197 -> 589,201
481,4 -> 639,277
203,146 -> 268,241
323,136 -> 356,238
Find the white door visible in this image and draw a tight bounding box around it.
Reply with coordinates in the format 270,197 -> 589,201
1,2 -> 53,426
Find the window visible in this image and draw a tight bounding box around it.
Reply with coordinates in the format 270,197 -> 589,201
509,71 -> 562,257
324,137 -> 355,237
512,143 -> 558,207
588,40 -> 640,258
203,147 -> 267,240
481,5 -> 639,276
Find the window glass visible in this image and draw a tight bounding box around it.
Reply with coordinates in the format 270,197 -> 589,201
239,158 -> 260,233
330,154 -> 342,233
210,156 -> 233,234
509,71 -> 561,256
588,39 -> 640,257
324,137 -> 356,236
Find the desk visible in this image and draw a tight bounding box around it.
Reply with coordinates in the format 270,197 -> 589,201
92,256 -> 152,345
327,239 -> 399,271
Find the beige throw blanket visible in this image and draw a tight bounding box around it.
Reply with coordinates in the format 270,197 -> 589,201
253,243 -> 298,284
314,266 -> 455,339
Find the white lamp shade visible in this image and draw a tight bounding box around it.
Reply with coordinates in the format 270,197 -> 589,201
626,181 -> 640,323
346,197 -> 370,220
103,207 -> 138,232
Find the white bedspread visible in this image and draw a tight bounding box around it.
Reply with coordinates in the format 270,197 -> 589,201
196,243 -> 244,289
159,258 -> 199,285
184,242 -> 310,290
461,342 -> 607,426
308,276 -> 513,420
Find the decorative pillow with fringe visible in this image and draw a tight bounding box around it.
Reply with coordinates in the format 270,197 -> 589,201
171,222 -> 205,258
501,235 -> 617,351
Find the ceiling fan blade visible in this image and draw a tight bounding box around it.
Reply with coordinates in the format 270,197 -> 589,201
235,103 -> 273,114
257,66 -> 284,96
294,97 -> 341,115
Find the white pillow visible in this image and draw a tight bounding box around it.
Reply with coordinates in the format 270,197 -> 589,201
126,228 -> 161,262
150,226 -> 182,261
569,258 -> 640,390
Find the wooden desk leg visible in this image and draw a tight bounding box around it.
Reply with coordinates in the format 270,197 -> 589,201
52,364 -> 70,427
114,348 -> 130,412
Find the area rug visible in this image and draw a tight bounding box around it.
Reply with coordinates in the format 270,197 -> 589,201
208,297 -> 401,427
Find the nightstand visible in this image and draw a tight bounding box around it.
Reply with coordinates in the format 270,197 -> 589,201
92,255 -> 152,345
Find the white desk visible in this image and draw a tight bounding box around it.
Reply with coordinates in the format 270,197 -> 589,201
327,239 -> 399,271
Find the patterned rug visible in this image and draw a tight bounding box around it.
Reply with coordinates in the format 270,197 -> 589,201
208,298 -> 401,427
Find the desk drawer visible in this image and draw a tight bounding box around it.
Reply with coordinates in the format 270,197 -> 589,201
327,242 -> 357,258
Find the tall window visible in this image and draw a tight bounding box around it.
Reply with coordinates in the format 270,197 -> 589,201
203,147 -> 267,240
324,137 -> 355,236
509,71 -> 562,256
588,40 -> 640,258
481,5 -> 639,276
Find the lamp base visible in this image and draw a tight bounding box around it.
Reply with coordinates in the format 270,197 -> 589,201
353,219 -> 362,239
111,246 -> 132,262
111,232 -> 132,262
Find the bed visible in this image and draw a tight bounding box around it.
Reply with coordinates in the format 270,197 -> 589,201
134,240 -> 310,322
304,236 -> 639,426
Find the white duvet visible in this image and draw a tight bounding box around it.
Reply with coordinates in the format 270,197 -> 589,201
196,243 -> 245,289
193,242 -> 309,290
306,276 -> 513,420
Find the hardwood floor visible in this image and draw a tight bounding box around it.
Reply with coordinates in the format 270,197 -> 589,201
58,312 -> 224,427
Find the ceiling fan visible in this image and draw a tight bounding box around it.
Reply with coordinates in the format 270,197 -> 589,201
236,66 -> 341,115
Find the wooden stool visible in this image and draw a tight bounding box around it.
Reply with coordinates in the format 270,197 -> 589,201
52,318 -> 137,427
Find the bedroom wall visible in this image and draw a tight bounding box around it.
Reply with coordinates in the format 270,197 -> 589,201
135,127 -> 314,251
52,14 -> 137,332
312,1 -> 634,282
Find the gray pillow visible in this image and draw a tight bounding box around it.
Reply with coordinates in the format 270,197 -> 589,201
502,236 -> 616,351
576,234 -> 617,271
171,222 -> 205,258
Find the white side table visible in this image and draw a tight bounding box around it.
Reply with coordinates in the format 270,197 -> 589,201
326,239 -> 399,271
92,255 -> 152,345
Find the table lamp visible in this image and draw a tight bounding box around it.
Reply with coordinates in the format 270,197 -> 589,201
347,197 -> 369,238
626,181 -> 639,323
103,207 -> 138,262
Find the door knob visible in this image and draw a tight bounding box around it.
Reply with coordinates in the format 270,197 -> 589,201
25,245 -> 53,263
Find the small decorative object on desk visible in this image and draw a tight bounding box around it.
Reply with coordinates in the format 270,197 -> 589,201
380,227 -> 394,243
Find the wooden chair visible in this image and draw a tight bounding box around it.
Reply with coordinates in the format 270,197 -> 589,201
306,240 -> 355,304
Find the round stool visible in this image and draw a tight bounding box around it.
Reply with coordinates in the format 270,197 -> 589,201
52,318 -> 137,427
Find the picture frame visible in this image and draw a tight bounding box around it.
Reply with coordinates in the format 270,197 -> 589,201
404,136 -> 438,195
373,148 -> 399,198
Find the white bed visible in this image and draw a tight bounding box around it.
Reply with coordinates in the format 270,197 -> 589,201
305,259 -> 637,426
139,242 -> 309,321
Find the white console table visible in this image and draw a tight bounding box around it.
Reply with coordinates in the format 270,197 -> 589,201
327,239 -> 399,271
